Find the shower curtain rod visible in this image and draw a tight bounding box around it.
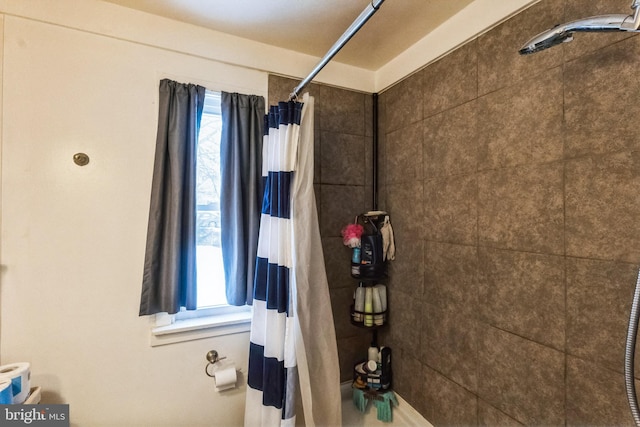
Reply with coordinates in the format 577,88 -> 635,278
288,0 -> 385,101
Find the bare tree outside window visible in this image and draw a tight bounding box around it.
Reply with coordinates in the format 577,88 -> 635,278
195,92 -> 225,307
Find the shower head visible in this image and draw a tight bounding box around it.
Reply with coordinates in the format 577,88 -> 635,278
519,24 -> 575,55
519,4 -> 640,55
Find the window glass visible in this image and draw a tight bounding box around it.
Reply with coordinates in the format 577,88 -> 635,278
195,91 -> 226,308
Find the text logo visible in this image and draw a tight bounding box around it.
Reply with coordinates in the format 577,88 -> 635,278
0,405 -> 69,426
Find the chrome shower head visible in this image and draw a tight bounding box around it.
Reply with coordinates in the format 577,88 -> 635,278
519,5 -> 640,55
519,24 -> 574,55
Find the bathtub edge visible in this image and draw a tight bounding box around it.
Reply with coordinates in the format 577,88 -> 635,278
340,381 -> 434,426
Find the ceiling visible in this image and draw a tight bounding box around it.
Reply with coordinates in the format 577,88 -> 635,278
98,0 -> 475,71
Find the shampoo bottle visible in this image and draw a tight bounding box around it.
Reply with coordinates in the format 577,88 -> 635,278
351,247 -> 361,278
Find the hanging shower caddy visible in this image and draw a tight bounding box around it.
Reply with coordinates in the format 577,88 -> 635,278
346,211 -> 393,329
344,211 -> 398,421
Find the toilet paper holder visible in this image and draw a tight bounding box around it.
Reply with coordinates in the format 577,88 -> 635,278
205,350 -> 226,377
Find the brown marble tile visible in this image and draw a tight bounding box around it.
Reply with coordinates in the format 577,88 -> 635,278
391,350 -> 422,406
478,247 -> 565,350
318,85 -> 365,136
477,66 -> 563,171
566,356 -> 638,427
422,303 -> 478,393
565,36 -> 640,158
364,184 -> 374,212
319,184 -> 366,238
424,241 -> 478,315
566,257 -> 640,375
424,100 -> 478,179
337,333 -> 372,382
386,289 -> 421,356
365,93 -> 374,138
385,121 -> 423,185
322,236 -> 353,289
383,71 -> 423,133
425,173 -> 478,245
313,183 -> 321,216
564,0 -> 638,61
377,94 -> 388,188
268,74 -> 298,105
313,127 -> 321,185
384,181 -> 424,240
422,40 -> 478,118
330,286 -> 359,340
320,131 -> 366,185
364,136 -> 373,191
377,183 -> 388,216
377,323 -> 395,357
420,365 -> 478,427
565,152 -> 640,262
478,163 -> 564,254
387,231 -> 424,297
477,0 -> 564,95
478,399 -> 524,426
477,325 -> 565,425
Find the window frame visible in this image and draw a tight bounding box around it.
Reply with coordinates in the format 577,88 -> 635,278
149,89 -> 252,346
150,306 -> 251,346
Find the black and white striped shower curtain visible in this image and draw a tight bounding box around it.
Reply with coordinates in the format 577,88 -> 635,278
245,94 -> 341,427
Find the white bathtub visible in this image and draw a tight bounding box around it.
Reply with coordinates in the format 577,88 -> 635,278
341,382 -> 433,427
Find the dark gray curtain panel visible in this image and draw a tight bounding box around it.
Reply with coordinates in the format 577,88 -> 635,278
220,92 -> 265,306
139,79 -> 205,316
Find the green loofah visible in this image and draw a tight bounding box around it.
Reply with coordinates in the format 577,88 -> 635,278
352,388 -> 369,413
373,390 -> 398,422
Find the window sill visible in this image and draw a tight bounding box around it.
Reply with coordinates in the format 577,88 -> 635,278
150,309 -> 251,347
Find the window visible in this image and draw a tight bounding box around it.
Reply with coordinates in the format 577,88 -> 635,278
195,91 -> 225,308
151,90 -> 250,346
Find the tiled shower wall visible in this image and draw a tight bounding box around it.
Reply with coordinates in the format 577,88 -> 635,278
378,0 -> 640,425
272,0 -> 640,424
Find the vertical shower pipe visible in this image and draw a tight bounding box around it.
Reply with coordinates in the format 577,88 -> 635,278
288,0 -> 385,101
368,95 -> 379,349
372,93 -> 379,211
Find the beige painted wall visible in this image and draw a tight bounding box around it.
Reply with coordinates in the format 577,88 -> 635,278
0,9 -> 266,427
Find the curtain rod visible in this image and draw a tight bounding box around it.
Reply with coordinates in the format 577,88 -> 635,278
288,0 -> 385,101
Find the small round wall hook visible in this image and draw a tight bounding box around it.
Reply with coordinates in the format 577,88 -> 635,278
73,153 -> 90,166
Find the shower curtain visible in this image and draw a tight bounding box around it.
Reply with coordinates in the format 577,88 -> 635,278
245,94 -> 341,427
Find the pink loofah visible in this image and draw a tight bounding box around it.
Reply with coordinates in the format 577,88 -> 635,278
341,223 -> 364,248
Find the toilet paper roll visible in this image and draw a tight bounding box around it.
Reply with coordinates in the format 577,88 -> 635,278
0,362 -> 30,404
0,380 -> 12,404
213,362 -> 237,392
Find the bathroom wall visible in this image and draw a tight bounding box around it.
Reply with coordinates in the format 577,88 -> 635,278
378,0 -> 640,425
0,11 -> 268,426
267,75 -> 377,380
